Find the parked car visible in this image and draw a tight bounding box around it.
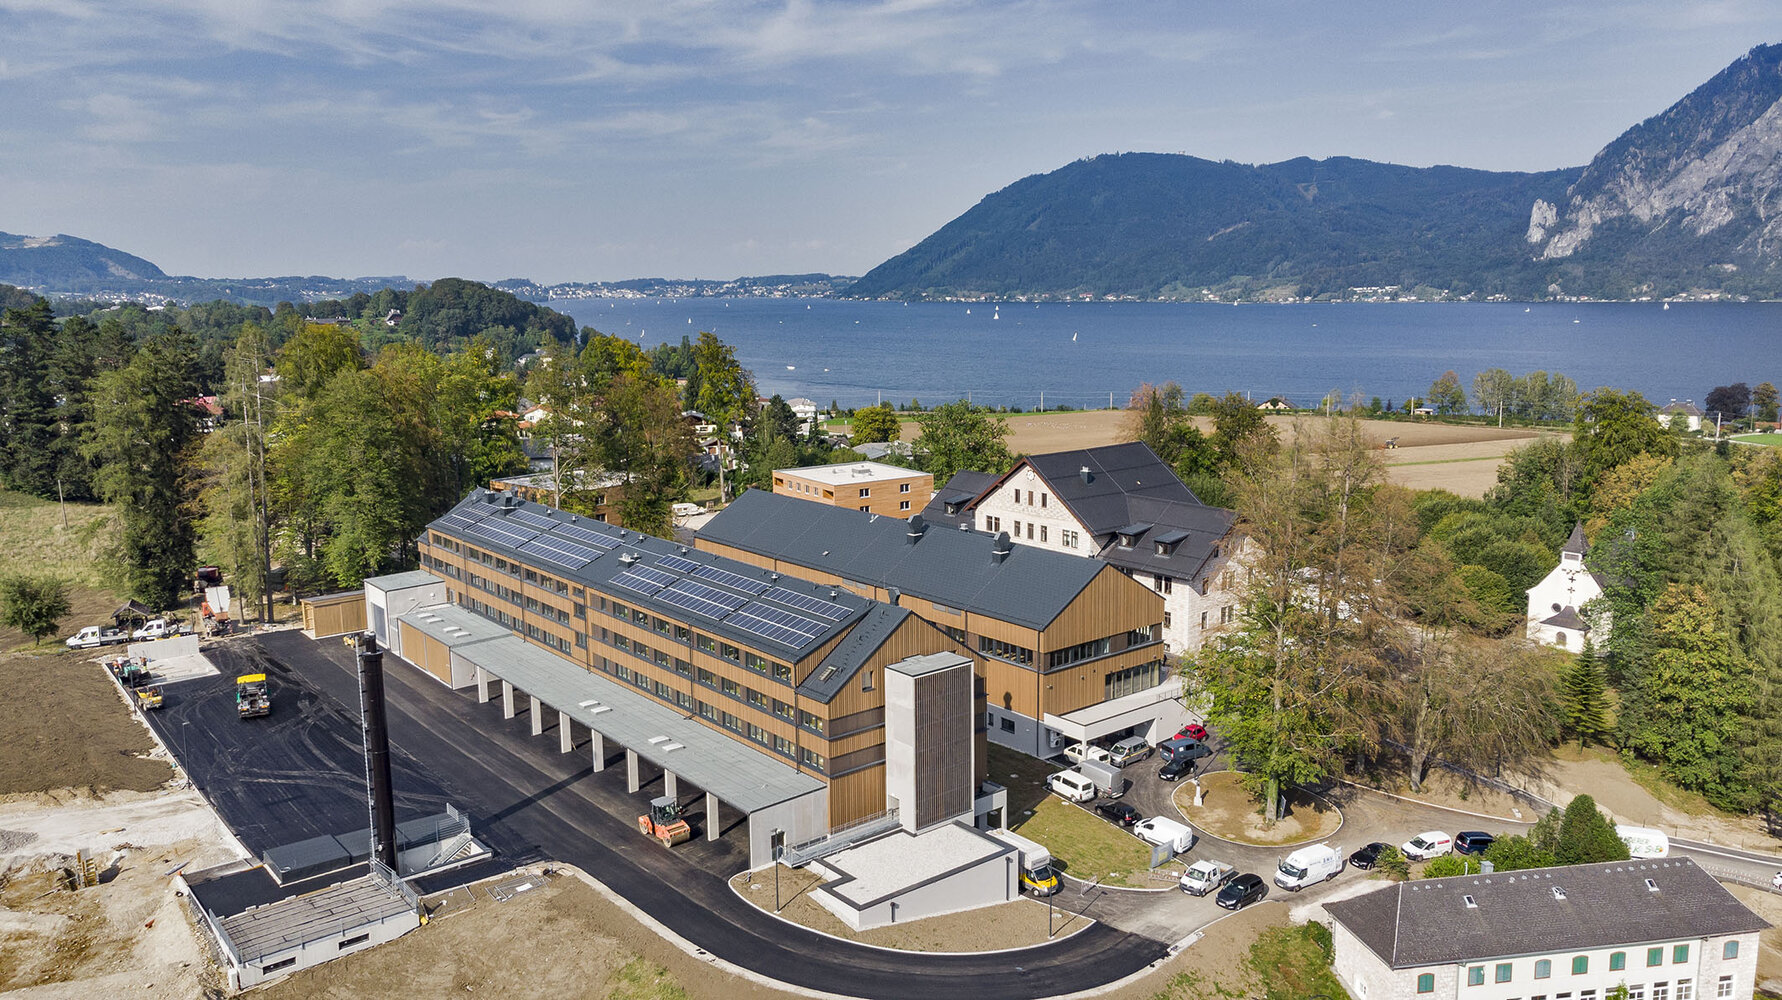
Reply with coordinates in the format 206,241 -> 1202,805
1274,844 -> 1344,890
1158,737 -> 1213,764
1400,831 -> 1453,861
1062,742 -> 1112,766
1096,801 -> 1141,827
1133,817 -> 1196,854
1215,873 -> 1268,911
1348,842 -> 1391,870
1108,736 -> 1153,767
1157,755 -> 1197,782
1046,771 -> 1097,803
1454,831 -> 1496,855
1174,723 -> 1209,743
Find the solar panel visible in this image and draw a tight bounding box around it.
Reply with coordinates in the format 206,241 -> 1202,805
690,564 -> 771,594
732,601 -> 826,638
506,508 -> 562,531
519,536 -> 599,570
466,520 -> 540,549
610,566 -> 676,596
553,521 -> 621,549
655,586 -> 742,622
724,610 -> 816,649
656,554 -> 702,575
765,586 -> 853,621
666,580 -> 747,613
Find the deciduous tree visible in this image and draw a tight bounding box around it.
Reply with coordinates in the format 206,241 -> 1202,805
850,403 -> 900,444
0,573 -> 72,645
913,401 -> 1013,489
1427,371 -> 1467,415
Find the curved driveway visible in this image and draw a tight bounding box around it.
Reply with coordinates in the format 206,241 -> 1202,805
255,631 -> 1170,1000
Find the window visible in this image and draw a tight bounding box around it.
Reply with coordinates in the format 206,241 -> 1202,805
1026,490 -> 1033,505
1417,974 -> 1435,994
1200,611 -> 1208,629
1629,988 -> 1645,1000
340,933 -> 371,948
1674,945 -> 1690,965
1469,967 -> 1487,987
862,669 -> 874,691
859,487 -> 870,498
1498,964 -> 1514,984
1026,522 -> 1034,539
798,710 -> 825,734
1220,605 -> 1235,624
1536,960 -> 1553,980
722,678 -> 740,697
900,500 -> 910,511
697,700 -> 716,721
1717,976 -> 1734,999
985,516 -> 1001,532
978,635 -> 1034,665
900,482 -> 910,493
1154,575 -> 1172,594
747,689 -> 767,709
859,505 -> 869,512
1062,529 -> 1078,548
1040,493 -> 1047,508
1722,941 -> 1738,961
800,747 -> 825,771
1573,956 -> 1589,975
1653,984 -> 1669,1000
262,958 -> 298,973
1039,525 -> 1046,542
1612,953 -> 1627,972
1649,948 -> 1665,968
1013,519 -> 1021,537
720,642 -> 741,663
1163,611 -> 1172,629
1676,980 -> 1692,1000
773,699 -> 794,721
1000,717 -> 1015,733
773,735 -> 794,756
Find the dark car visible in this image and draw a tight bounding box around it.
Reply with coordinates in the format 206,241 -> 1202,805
1215,873 -> 1267,910
1158,737 -> 1213,764
1174,723 -> 1209,743
1455,831 -> 1496,855
1158,755 -> 1197,782
1348,842 -> 1390,870
1096,801 -> 1142,827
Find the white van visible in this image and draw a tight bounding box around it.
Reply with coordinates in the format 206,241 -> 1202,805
1046,771 -> 1096,803
1274,844 -> 1343,890
1133,817 -> 1196,854
1400,831 -> 1453,861
1616,825 -> 1670,859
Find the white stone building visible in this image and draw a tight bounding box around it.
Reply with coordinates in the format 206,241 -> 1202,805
943,443 -> 1250,655
1325,859 -> 1769,1000
1526,523 -> 1608,653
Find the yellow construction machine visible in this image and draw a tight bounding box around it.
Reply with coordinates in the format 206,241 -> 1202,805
636,796 -> 692,847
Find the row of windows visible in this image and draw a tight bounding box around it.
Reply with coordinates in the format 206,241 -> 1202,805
1047,636 -> 1110,669
1441,942 -> 1716,993
1433,982 -> 1722,1000
1105,660 -> 1163,700
459,595 -> 577,654
978,635 -> 1034,666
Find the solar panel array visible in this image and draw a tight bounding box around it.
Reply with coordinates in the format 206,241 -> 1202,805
435,510 -> 490,532
654,583 -> 746,622
691,564 -> 771,594
466,520 -> 539,549
765,586 -> 852,621
519,535 -> 600,570
553,521 -> 621,549
666,580 -> 748,613
609,564 -> 679,596
728,602 -> 827,648
655,554 -> 703,575
506,508 -> 564,532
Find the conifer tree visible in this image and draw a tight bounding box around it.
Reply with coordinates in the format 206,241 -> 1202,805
1562,639 -> 1612,745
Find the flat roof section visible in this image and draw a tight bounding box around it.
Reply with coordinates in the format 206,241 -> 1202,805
777,461 -> 930,486
362,570 -> 443,592
887,651 -> 971,678
817,823 -> 1012,909
1043,677 -> 1184,741
216,874 -> 414,965
453,629 -> 824,814
396,604 -> 511,649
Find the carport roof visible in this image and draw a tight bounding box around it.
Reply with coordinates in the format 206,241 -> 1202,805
396,605 -> 512,648
456,632 -> 825,814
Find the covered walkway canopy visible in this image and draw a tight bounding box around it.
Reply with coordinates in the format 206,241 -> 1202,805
397,603 -> 827,865
1042,677 -> 1189,744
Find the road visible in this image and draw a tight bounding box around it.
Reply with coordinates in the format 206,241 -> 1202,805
243,630 -> 1171,1000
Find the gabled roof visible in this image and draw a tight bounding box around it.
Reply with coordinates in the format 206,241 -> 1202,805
1540,606 -> 1590,631
1563,522 -> 1589,556
1326,858 -> 1768,970
797,605 -> 916,701
1098,495 -> 1237,585
698,489 -> 1120,632
990,443 -> 1198,536
921,469 -> 997,530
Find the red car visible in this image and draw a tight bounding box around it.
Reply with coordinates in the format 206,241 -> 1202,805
1175,723 -> 1209,743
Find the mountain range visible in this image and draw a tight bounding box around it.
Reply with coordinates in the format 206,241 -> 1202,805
850,43 -> 1782,301
8,44 -> 1782,304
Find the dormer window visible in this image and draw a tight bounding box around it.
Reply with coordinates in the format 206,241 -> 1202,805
1155,541 -> 1171,556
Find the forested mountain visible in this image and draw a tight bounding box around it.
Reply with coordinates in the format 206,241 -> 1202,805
850,44 -> 1782,302
0,232 -> 166,288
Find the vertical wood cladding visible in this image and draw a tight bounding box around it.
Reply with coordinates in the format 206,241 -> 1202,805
912,665 -> 972,829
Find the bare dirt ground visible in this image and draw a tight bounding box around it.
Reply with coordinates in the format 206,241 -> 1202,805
1178,771 -> 1342,846
727,864 -> 1072,951
0,645 -> 172,798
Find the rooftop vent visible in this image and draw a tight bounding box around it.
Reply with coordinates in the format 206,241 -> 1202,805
1551,886 -> 1566,901
1645,879 -> 1659,892
906,513 -> 926,544
618,551 -> 640,565
991,531 -> 1013,564
678,545 -> 689,555
1079,466 -> 1092,484
828,588 -> 838,599
1463,895 -> 1477,909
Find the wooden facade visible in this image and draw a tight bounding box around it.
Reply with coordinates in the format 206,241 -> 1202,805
416,529 -> 980,829
301,592 -> 367,639
772,463 -> 934,518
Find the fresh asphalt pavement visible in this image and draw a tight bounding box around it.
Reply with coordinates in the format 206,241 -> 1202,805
243,630 -> 1169,1000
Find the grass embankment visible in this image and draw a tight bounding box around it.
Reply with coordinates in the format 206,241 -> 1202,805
0,489 -> 121,651
1730,433 -> 1782,447
990,745 -> 1173,888
1146,922 -> 1352,1000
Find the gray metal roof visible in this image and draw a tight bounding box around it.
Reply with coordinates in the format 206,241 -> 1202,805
362,570 -> 444,592
1096,495 -> 1237,587
921,469 -> 997,531
425,489 -> 880,662
396,604 -> 516,648
1325,858 -> 1771,969
1563,522 -> 1590,556
699,489 -> 1119,632
217,874 -> 414,964
797,604 -> 913,702
454,632 -> 825,813
1540,606 -> 1590,630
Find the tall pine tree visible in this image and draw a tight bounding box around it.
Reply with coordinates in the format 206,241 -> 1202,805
0,299 -> 59,496
1562,639 -> 1612,745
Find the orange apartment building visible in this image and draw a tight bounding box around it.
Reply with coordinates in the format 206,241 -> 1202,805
772,461 -> 934,518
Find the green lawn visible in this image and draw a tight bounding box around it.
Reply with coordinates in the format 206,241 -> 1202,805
1012,796 -> 1165,888
1730,433 -> 1782,446
0,489 -> 118,589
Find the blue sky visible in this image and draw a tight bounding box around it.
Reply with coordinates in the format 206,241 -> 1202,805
3,1 -> 1779,283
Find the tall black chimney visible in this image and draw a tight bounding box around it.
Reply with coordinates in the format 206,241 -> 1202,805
355,633 -> 398,872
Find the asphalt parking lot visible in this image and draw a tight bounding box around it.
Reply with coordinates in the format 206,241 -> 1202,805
141,639 -> 458,857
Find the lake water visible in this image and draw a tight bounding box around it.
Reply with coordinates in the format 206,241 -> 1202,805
545,298 -> 1782,412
